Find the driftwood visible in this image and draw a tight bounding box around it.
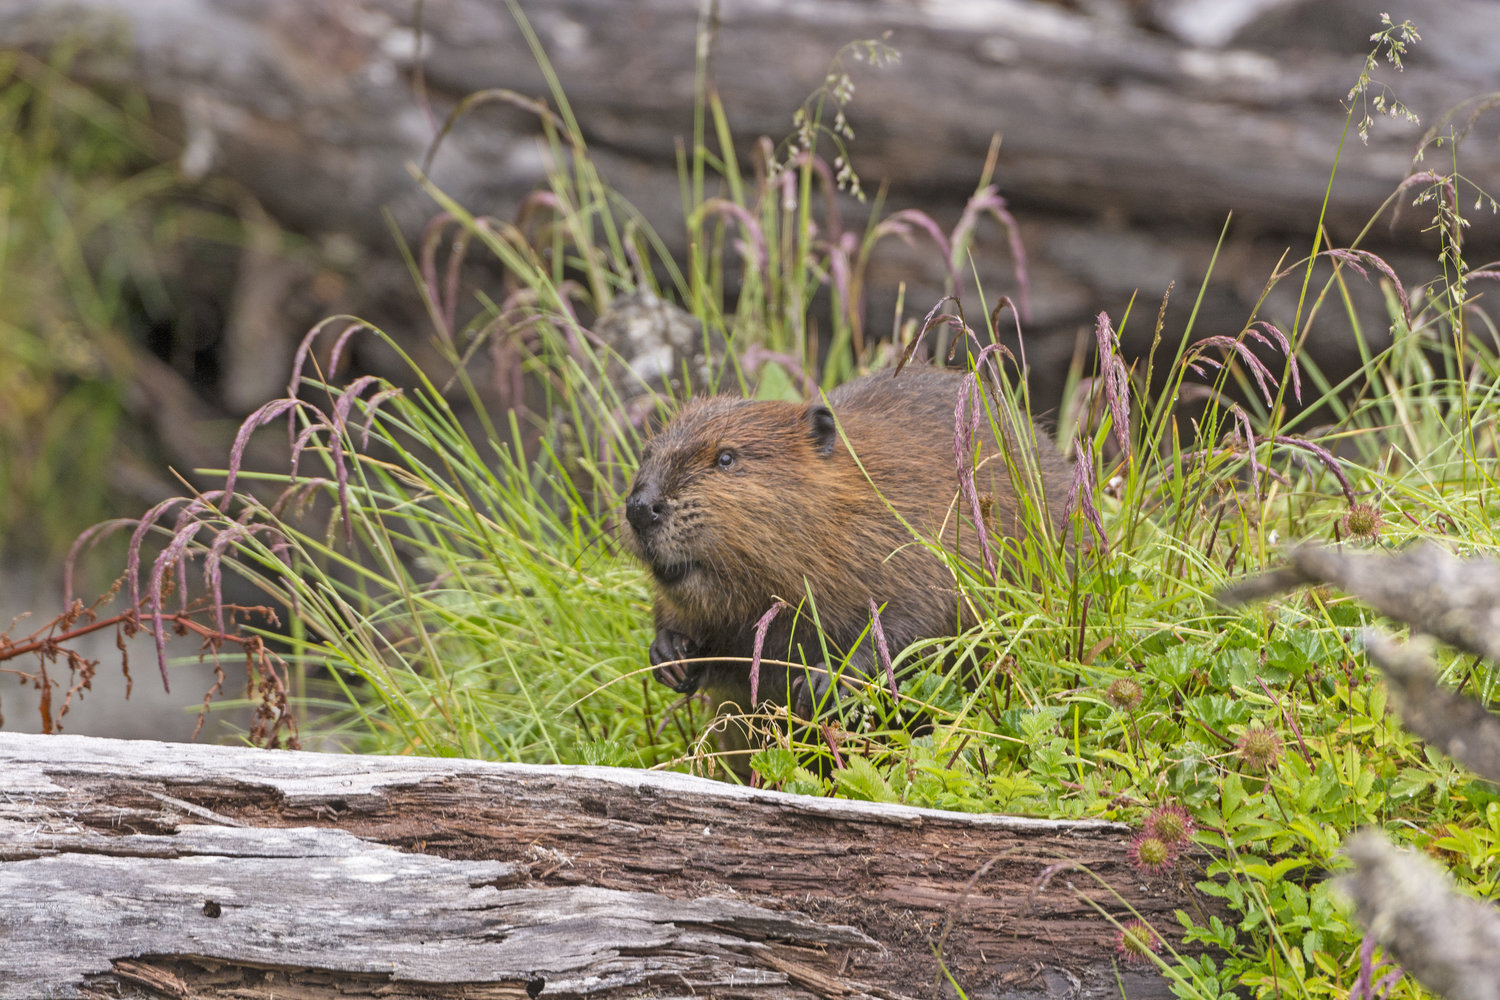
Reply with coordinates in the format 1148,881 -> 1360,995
4,0 -> 1497,417
4,0 -> 1492,246
1337,831 -> 1500,1000
1222,542 -> 1500,666
0,732 -> 1207,999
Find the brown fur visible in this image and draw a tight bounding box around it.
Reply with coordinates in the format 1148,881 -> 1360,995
622,366 -> 1072,717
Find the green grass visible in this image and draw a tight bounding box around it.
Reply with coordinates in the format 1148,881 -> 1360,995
38,8 -> 1500,999
0,44 -> 247,568
0,44 -> 148,561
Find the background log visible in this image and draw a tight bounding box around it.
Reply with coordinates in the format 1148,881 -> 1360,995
1,732 -> 1206,999
4,0 -> 1494,417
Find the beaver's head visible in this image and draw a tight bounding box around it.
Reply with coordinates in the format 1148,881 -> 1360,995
622,396 -> 846,624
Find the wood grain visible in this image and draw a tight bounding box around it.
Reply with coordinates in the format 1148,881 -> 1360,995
0,732 -> 1208,999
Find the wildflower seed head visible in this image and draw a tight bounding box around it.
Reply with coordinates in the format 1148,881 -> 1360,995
1128,834 -> 1176,875
1105,677 -> 1143,711
1115,919 -> 1162,964
1340,502 -> 1384,540
1144,802 -> 1195,847
1236,724 -> 1283,773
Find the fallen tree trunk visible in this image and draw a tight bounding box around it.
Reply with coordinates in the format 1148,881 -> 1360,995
4,0 -> 1495,412
6,0 -> 1490,246
0,732 -> 1205,999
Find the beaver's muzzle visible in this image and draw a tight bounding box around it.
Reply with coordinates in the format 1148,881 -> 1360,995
624,484 -> 665,538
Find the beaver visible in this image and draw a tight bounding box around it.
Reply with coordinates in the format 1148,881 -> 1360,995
622,365 -> 1072,728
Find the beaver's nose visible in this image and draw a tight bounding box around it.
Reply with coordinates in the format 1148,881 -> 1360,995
625,488 -> 665,535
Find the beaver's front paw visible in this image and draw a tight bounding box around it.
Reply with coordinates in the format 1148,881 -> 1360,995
790,663 -> 839,720
650,629 -> 704,694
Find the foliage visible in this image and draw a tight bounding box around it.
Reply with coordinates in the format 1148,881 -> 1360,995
0,45 -> 239,564
22,6 -> 1500,999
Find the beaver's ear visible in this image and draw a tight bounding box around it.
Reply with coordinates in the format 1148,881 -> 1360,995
807,404 -> 837,456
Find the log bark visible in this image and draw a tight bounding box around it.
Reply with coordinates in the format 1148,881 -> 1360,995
0,732 -> 1208,999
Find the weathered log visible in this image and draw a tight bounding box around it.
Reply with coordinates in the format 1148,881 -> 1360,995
3,0 -> 1494,411
0,732 -> 1206,999
1338,831 -> 1500,1000
5,0 -> 1490,245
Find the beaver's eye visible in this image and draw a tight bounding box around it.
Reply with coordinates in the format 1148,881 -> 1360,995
716,449 -> 735,470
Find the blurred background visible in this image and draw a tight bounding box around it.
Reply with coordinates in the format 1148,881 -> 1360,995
1,0 -> 1496,738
